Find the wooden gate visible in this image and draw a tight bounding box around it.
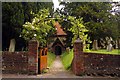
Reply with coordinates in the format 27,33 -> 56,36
38,48 -> 47,73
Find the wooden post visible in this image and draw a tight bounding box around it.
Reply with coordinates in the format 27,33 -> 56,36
28,38 -> 39,75
72,38 -> 85,76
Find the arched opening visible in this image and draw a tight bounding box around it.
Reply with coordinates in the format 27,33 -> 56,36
55,46 -> 62,55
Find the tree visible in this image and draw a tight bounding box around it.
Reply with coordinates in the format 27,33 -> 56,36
60,2 -> 119,41
21,9 -> 55,47
2,2 -> 25,50
111,2 -> 120,38
58,2 -> 120,49
2,2 -> 53,50
67,16 -> 89,44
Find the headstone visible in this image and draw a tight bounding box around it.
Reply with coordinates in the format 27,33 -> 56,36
107,43 -> 113,52
106,38 -> 113,51
92,40 -> 98,50
9,39 -> 16,52
115,40 -> 118,49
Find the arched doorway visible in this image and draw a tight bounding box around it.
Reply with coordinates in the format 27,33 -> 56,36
55,46 -> 62,55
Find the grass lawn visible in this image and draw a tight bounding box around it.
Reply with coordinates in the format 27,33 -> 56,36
47,51 -> 56,67
61,49 -> 74,70
84,49 -> 120,55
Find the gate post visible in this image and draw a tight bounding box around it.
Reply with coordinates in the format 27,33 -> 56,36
28,38 -> 39,75
72,38 -> 85,76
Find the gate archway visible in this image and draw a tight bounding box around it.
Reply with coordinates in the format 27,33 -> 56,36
55,46 -> 62,55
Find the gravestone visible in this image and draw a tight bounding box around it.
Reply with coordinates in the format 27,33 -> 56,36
106,40 -> 112,52
9,39 -> 16,52
107,43 -> 112,52
115,40 -> 118,49
92,40 -> 98,50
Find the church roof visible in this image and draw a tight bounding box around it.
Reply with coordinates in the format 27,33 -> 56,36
54,21 -> 67,36
52,37 -> 65,47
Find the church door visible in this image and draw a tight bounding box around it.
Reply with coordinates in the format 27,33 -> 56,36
55,46 -> 62,55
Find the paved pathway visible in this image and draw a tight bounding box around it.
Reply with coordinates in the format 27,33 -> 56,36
49,56 -> 65,72
38,56 -> 81,78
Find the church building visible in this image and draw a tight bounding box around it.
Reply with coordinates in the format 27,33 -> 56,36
48,21 -> 67,55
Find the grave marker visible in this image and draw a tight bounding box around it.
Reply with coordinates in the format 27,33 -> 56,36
9,39 -> 16,52
92,40 -> 98,50
106,38 -> 113,52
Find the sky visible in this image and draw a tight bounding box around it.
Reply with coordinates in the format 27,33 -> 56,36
52,0 -> 60,11
52,0 -> 65,12
113,0 -> 120,1
52,0 -> 120,14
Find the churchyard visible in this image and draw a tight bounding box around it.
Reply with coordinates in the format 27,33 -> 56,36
1,2 -> 120,79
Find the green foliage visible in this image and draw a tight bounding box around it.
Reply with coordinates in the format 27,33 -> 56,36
67,16 -> 91,48
2,3 -> 24,26
61,49 -> 73,70
61,2 -> 119,40
21,9 -> 55,47
2,2 -> 53,50
47,51 -> 56,67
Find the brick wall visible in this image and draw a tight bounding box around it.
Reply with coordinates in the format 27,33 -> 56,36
2,51 -> 28,74
73,51 -> 120,77
72,38 -> 120,77
2,38 -> 39,75
84,52 -> 120,76
28,39 -> 39,75
72,38 -> 84,75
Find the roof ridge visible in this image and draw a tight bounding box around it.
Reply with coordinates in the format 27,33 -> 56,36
54,21 -> 67,36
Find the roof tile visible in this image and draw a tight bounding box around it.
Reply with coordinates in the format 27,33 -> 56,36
54,21 -> 67,36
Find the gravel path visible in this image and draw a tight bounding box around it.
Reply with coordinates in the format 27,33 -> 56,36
38,56 -> 81,78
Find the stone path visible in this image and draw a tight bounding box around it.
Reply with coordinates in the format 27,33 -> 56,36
37,56 -> 80,78
48,56 -> 65,72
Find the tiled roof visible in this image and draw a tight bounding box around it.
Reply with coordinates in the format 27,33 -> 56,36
54,21 -> 67,36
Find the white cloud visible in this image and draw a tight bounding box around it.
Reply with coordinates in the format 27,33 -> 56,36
52,0 -> 65,12
52,0 -> 60,11
112,0 -> 120,2
59,5 -> 65,10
